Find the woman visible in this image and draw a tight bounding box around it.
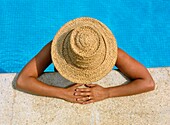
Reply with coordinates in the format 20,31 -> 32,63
16,17 -> 155,104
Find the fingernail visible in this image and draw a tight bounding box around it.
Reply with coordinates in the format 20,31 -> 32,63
75,93 -> 77,95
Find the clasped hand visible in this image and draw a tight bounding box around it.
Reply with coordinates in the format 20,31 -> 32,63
62,83 -> 109,104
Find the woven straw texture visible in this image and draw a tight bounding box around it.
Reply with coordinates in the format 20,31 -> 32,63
51,17 -> 117,83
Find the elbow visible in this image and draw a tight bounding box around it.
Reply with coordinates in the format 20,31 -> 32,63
16,75 -> 25,90
145,78 -> 155,91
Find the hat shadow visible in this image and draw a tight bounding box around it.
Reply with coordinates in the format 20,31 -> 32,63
12,69 -> 130,96
114,69 -> 131,84
12,73 -> 75,96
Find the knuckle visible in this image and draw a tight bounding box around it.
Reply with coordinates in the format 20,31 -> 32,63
74,92 -> 78,95
75,88 -> 80,91
76,98 -> 82,102
86,88 -> 91,91
82,98 -> 86,101
77,88 -> 82,91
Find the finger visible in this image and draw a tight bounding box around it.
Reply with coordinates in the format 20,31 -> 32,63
73,95 -> 82,102
75,98 -> 84,104
82,100 -> 94,104
85,84 -> 96,88
76,100 -> 84,104
75,88 -> 91,92
74,92 -> 92,96
76,96 -> 92,102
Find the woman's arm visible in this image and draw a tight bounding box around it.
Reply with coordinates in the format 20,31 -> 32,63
75,48 -> 155,104
107,48 -> 155,97
16,41 -> 83,103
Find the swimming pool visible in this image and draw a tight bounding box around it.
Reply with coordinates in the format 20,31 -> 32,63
0,0 -> 169,73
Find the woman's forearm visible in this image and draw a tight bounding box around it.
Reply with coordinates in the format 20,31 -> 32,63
16,75 -> 85,103
107,78 -> 155,98
16,76 -> 65,99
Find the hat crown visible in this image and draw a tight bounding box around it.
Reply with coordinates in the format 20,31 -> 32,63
66,26 -> 105,69
51,17 -> 117,83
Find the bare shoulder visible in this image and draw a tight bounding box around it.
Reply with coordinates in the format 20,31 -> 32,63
116,48 -> 139,69
18,41 -> 52,78
116,48 -> 153,80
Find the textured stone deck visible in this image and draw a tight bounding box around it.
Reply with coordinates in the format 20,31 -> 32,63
0,67 -> 170,125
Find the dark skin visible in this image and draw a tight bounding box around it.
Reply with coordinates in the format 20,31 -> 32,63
16,41 -> 155,104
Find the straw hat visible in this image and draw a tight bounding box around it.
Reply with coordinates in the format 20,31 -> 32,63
51,17 -> 117,83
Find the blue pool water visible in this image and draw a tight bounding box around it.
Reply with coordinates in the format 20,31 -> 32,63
0,0 -> 169,73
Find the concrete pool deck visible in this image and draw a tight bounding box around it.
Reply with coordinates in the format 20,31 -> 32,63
0,67 -> 170,125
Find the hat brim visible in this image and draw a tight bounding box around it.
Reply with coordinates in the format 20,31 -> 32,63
51,17 -> 117,83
